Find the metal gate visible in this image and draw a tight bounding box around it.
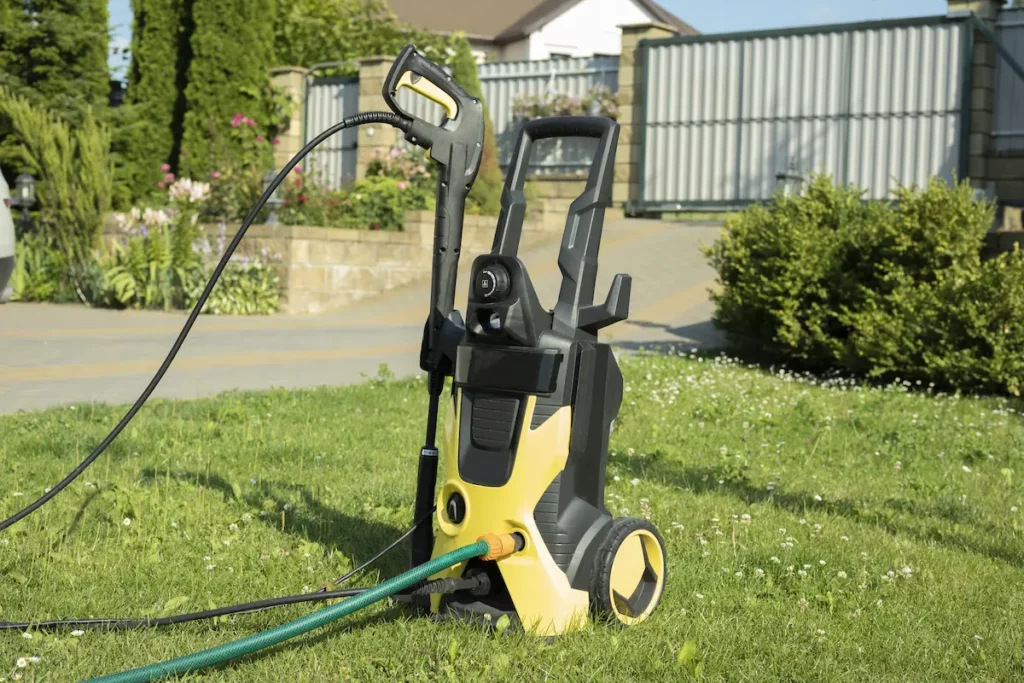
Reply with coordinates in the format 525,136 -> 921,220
304,77 -> 359,189
636,15 -> 972,211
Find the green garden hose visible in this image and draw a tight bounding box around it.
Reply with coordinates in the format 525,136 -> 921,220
86,540 -> 489,683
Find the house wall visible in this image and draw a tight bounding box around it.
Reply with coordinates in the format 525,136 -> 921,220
524,0 -> 651,59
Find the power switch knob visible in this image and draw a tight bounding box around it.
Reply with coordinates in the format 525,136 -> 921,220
446,492 -> 466,524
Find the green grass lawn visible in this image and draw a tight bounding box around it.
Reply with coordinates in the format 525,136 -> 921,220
2,354 -> 1023,681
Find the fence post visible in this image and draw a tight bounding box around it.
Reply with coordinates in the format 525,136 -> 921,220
270,67 -> 307,172
356,56 -> 401,180
949,0 -> 1002,195
614,22 -> 679,213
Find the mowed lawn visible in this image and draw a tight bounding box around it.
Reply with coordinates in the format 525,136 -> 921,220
2,353 -> 1023,681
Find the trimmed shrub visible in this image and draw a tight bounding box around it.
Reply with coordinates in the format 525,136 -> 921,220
118,0 -> 190,202
0,87 -> 112,266
706,175 -> 1024,395
181,0 -> 276,179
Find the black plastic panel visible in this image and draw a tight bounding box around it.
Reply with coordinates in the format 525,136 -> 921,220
455,345 -> 562,395
458,391 -> 523,488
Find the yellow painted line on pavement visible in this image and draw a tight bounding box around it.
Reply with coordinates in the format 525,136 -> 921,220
0,343 -> 419,385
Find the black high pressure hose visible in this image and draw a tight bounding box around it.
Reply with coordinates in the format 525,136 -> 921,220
0,111 -> 410,535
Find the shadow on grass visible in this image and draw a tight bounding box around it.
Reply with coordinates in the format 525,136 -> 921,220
611,454 -> 1024,569
611,320 -> 726,353
139,469 -> 410,579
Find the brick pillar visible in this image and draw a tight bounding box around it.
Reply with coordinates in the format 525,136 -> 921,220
613,22 -> 678,212
356,56 -> 401,180
948,0 -> 1003,194
269,67 -> 306,171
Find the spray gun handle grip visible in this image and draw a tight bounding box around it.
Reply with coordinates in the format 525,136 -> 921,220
383,46 -> 472,141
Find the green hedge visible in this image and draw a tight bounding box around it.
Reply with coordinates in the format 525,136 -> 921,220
705,175 -> 1024,395
119,0 -> 190,200
181,0 -> 276,179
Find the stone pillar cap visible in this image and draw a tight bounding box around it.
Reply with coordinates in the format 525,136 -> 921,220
617,21 -> 678,34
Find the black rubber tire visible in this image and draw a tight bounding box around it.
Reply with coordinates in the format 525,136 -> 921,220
589,517 -> 667,627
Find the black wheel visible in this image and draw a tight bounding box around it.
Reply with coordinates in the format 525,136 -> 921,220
589,518 -> 667,626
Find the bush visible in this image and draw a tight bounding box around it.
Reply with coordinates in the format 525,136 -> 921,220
117,0 -> 190,202
706,175 -> 1024,395
0,86 -> 112,266
106,180 -> 282,314
180,0 -> 276,179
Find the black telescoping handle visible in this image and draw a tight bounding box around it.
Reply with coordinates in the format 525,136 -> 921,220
492,116 -> 618,259
380,46 -> 486,570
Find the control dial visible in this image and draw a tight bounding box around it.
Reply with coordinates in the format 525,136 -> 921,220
475,263 -> 510,302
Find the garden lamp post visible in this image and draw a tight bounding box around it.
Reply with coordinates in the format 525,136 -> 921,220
262,169 -> 282,226
12,173 -> 36,233
774,160 -> 804,198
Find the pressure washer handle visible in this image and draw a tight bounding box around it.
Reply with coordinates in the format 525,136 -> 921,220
381,45 -> 484,371
493,116 -> 617,257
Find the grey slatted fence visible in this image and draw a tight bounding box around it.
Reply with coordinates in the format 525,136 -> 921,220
637,15 -> 970,211
994,7 -> 1024,153
303,77 -> 359,189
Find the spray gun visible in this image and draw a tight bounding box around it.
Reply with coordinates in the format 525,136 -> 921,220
378,46 -> 486,568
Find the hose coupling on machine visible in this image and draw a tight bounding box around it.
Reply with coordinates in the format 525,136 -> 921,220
478,532 -> 526,561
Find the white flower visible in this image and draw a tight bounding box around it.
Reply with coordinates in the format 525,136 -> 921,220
123,517 -> 132,527
770,556 -> 780,563
26,658 -> 39,664
902,566 -> 913,577
694,592 -> 704,599
71,630 -> 85,637
840,535 -> 849,542
170,521 -> 178,528
630,478 -> 640,487
734,571 -> 744,578
15,658 -> 27,668
228,523 -> 239,532
754,568 -> 765,577
1011,506 -> 1019,513
819,560 -> 826,566
142,207 -> 170,227
837,571 -> 848,579
741,513 -> 751,522
962,465 -> 971,473
21,632 -> 31,639
813,495 -> 823,502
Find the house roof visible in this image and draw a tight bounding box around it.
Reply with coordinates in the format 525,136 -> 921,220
386,0 -> 697,44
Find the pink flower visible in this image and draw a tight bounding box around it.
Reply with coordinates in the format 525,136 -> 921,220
397,181 -> 408,190
231,113 -> 244,128
211,171 -> 222,179
256,136 -> 265,143
163,173 -> 175,184
160,163 -> 171,172
246,118 -> 256,128
293,166 -> 303,175
157,182 -> 165,189
272,138 -> 280,145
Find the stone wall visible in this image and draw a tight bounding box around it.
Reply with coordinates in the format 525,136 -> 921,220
105,209 -> 563,315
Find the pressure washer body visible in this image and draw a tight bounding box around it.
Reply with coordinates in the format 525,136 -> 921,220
393,94 -> 669,633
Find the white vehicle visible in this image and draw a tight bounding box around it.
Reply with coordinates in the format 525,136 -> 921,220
0,173 -> 15,303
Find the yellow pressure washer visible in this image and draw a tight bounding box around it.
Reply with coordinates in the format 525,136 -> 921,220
1,45 -> 665,680
394,72 -> 669,634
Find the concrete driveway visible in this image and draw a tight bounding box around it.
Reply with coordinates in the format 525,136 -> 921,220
0,219 -> 722,414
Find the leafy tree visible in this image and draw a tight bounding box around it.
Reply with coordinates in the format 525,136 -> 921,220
8,0 -> 110,119
274,0 -> 455,72
180,0 -> 276,178
117,0 -> 191,202
448,35 -> 503,215
0,87 -> 113,266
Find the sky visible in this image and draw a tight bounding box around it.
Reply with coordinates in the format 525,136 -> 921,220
106,0 -> 954,81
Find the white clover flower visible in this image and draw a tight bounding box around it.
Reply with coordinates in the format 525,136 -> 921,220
71,630 -> 85,637
754,568 -> 765,578
21,632 -> 31,639
229,523 -> 239,532
26,658 -> 39,664
837,571 -> 848,579
123,517 -> 132,527
770,556 -> 780,563
630,478 -> 640,487
694,592 -> 704,599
